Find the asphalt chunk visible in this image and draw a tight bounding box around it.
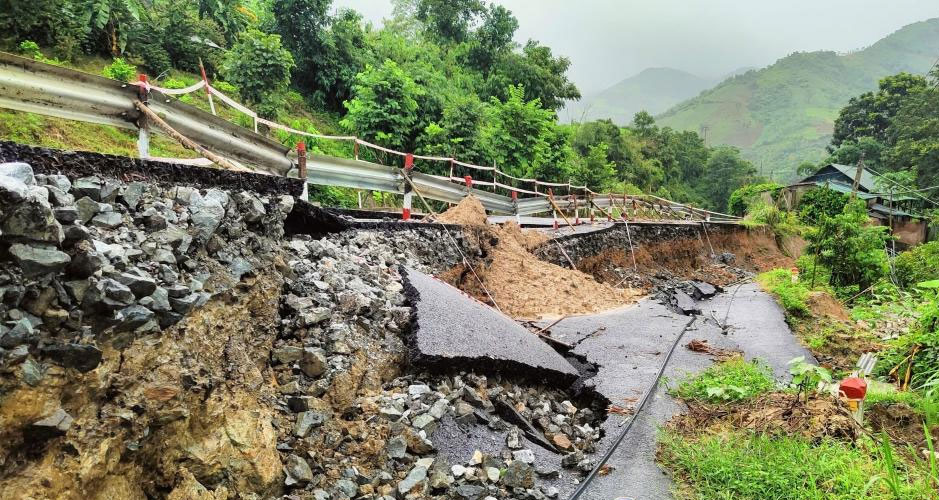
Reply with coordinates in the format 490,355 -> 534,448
401,267 -> 578,384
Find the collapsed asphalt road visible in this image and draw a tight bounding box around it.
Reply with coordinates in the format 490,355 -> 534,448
537,283 -> 814,499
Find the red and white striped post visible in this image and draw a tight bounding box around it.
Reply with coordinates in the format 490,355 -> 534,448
402,153 -> 414,221
511,190 -> 520,224
199,58 -> 216,116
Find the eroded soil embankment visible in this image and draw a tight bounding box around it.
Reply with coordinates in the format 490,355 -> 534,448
570,225 -> 795,290
434,197 -> 642,319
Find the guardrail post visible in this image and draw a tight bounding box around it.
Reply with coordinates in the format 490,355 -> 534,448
464,175 -> 473,192
549,188 -> 559,230
571,194 -> 580,225
199,58 -> 216,116
511,190 -> 519,224
402,153 -> 414,220
297,141 -> 308,200
136,74 -> 150,159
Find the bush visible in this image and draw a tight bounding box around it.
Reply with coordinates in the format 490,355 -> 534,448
728,182 -> 781,216
17,40 -> 42,59
671,358 -> 775,402
102,58 -> 137,82
758,269 -> 811,317
799,186 -> 849,225
807,199 -> 889,292
895,242 -> 939,289
221,29 -> 294,106
879,287 -> 939,389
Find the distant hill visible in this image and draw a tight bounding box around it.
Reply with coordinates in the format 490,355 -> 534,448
656,18 -> 939,181
563,67 -> 714,124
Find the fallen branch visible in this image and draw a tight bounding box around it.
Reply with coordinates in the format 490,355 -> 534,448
133,99 -> 248,172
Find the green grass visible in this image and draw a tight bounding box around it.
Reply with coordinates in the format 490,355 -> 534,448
758,268 -> 811,317
671,358 -> 775,403
660,430 -> 939,500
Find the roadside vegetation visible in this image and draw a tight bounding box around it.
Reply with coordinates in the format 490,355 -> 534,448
0,0 -> 762,212
659,67 -> 939,499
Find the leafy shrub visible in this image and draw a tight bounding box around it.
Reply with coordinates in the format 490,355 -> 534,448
221,29 -> 294,106
136,43 -> 173,76
211,80 -> 239,97
742,202 -> 802,237
671,358 -> 775,403
728,182 -> 781,216
807,199 -> 889,292
17,40 -> 42,59
758,269 -> 810,317
895,241 -> 939,289
799,186 -> 849,225
102,58 -> 137,82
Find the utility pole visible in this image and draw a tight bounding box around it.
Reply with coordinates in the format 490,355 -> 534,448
851,154 -> 865,199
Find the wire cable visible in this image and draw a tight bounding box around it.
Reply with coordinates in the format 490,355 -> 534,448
565,315 -> 697,500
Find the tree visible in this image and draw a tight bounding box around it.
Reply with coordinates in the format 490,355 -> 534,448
221,29 -> 295,110
483,40 -> 581,112
341,60 -> 424,153
465,4 -> 518,73
884,85 -> 939,188
198,0 -> 253,44
796,161 -> 818,177
84,0 -> 146,55
632,111 -> 656,137
831,72 -> 927,149
479,85 -> 555,177
573,143 -> 616,191
272,0 -> 368,110
415,0 -> 485,44
798,186 -> 849,224
808,199 -> 889,291
700,146 -> 757,211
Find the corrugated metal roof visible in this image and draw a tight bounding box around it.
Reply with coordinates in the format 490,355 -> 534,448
829,164 -> 879,192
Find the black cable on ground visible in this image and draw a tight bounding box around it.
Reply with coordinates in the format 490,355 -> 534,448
565,315 -> 697,500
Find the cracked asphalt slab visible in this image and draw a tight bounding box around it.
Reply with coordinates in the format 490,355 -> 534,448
540,282 -> 814,499
401,267 -> 579,382
403,269 -> 812,499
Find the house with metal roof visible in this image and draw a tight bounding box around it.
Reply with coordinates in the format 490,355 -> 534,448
780,163 -> 927,246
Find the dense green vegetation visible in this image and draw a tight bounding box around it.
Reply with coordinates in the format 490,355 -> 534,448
661,431 -> 937,500
656,18 -> 939,181
671,358 -> 775,403
0,0 -> 761,210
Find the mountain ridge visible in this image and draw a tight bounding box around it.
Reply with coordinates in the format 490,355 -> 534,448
656,17 -> 939,180
564,67 -> 715,124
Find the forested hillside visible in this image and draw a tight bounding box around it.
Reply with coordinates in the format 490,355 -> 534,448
563,67 -> 714,124
657,18 -> 939,181
0,0 -> 761,210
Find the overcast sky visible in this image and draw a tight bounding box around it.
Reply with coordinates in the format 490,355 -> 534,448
333,0 -> 939,94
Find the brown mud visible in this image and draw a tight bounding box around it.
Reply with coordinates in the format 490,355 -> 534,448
435,197 -> 641,319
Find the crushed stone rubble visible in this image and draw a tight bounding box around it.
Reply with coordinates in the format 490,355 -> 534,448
273,230 -> 605,499
0,160 -> 609,500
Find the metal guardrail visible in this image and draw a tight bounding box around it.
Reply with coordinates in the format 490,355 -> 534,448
0,51 -> 740,221
0,52 -> 291,175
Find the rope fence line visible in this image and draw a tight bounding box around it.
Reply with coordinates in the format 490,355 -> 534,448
128,71 -> 738,223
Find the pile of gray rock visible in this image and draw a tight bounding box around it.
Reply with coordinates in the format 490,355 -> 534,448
0,161 -> 293,379
272,229 -> 604,499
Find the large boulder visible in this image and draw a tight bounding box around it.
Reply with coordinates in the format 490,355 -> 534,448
1,186 -> 63,244
8,243 -> 71,277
